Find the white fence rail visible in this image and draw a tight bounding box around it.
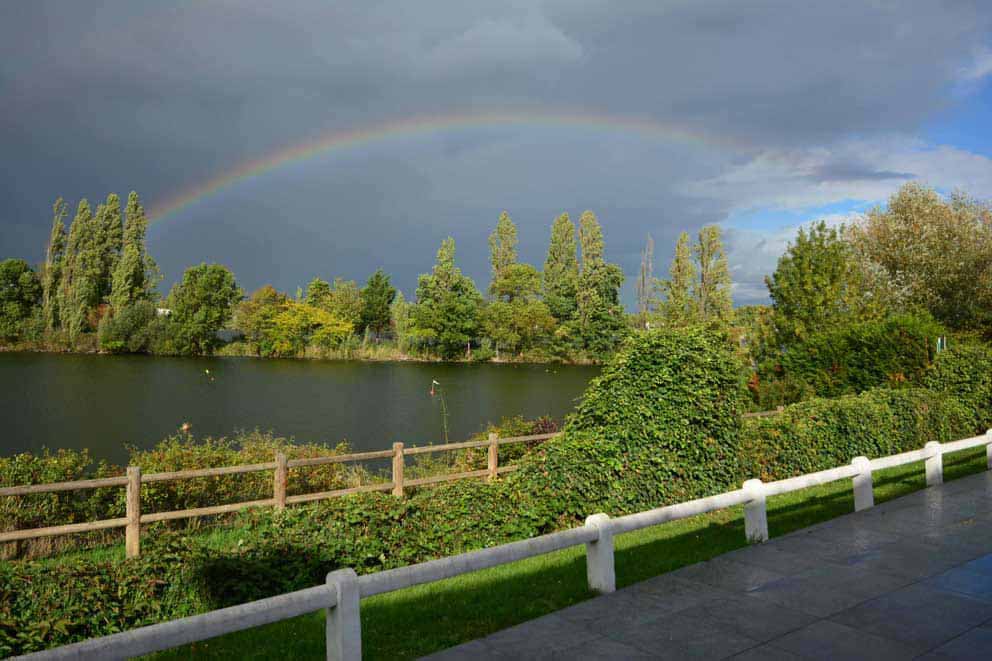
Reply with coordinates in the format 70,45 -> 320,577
19,430 -> 992,661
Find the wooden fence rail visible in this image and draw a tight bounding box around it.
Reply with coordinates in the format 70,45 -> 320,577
0,432 -> 560,557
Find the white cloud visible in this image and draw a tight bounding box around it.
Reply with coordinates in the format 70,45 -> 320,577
690,136 -> 992,215
960,48 -> 992,81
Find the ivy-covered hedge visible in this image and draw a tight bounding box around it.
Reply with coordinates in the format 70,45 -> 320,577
924,342 -> 992,431
506,327 -> 747,521
776,314 -> 943,399
739,388 -> 977,481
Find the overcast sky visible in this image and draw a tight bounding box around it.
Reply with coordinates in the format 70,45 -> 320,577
3,1 -> 992,305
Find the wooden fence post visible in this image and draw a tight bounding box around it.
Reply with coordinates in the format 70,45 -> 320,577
274,452 -> 287,510
487,432 -> 498,482
126,466 -> 141,558
326,568 -> 361,661
392,443 -> 405,497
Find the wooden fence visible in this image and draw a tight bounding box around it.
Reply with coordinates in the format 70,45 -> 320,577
0,432 -> 559,557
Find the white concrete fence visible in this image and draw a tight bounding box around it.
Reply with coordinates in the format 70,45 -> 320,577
19,430 -> 992,661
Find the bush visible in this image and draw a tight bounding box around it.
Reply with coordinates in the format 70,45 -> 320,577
772,314 -> 943,401
924,342 -> 992,430
0,431 -> 371,559
739,388 -> 977,481
507,327 -> 747,520
97,301 -> 157,353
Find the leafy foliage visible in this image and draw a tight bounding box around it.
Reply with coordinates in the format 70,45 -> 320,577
411,238 -> 483,359
775,314 -> 944,399
0,259 -> 41,341
165,263 -> 242,356
924,342 -> 992,431
739,388 -> 977,481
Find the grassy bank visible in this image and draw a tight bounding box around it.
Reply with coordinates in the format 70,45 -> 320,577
138,446 -> 988,660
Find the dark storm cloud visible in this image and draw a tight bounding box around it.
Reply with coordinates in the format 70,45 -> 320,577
2,1 -> 991,302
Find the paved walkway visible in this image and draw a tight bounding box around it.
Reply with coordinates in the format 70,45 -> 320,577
424,471 -> 992,660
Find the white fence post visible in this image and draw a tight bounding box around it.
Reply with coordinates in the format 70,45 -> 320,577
326,568 -> 361,661
924,441 -> 943,487
583,513 -> 615,594
743,479 -> 768,543
986,429 -> 992,471
851,456 -> 874,511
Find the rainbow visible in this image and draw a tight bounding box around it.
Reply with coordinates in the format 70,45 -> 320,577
148,110 -> 743,223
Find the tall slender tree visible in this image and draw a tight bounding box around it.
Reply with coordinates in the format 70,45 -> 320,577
60,199 -> 102,340
635,234 -> 655,323
694,225 -> 733,324
488,211 -> 518,298
657,231 -> 697,326
575,211 -> 626,356
542,212 -> 579,322
110,192 -> 155,311
42,198 -> 68,332
95,193 -> 123,300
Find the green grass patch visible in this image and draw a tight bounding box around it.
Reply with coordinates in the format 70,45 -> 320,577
149,447 -> 988,660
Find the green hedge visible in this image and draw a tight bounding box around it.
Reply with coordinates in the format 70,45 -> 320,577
924,342 -> 992,430
506,327 -> 747,520
776,314 -> 943,399
739,388 -> 977,481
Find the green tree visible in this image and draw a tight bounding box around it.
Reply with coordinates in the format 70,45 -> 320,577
60,199 -> 102,341
232,285 -> 288,356
656,231 -> 697,326
575,210 -> 626,357
42,198 -> 68,333
542,212 -> 579,322
634,234 -> 654,326
411,237 -> 483,359
166,263 -> 242,355
267,301 -> 352,357
359,269 -> 396,336
110,192 -> 157,311
488,211 -> 518,298
847,182 -> 992,330
0,259 -> 42,342
94,193 -> 123,300
766,220 -> 881,345
306,277 -> 362,327
694,225 -> 733,325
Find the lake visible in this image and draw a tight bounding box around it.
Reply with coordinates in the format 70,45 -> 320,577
0,353 -> 599,464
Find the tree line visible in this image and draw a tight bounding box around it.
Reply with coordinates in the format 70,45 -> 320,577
5,181 -> 982,366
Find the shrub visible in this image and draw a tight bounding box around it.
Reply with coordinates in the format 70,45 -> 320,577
507,327 -> 747,519
924,342 -> 992,431
739,388 -> 977,481
97,301 -> 157,353
774,313 -> 943,400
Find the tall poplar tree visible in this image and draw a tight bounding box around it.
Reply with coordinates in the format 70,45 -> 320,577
487,211 -> 518,298
42,198 -> 68,332
635,234 -> 654,323
694,225 -> 733,324
657,232 -> 698,326
542,212 -> 579,322
95,193 -> 123,300
575,210 -> 626,356
60,199 -> 102,340
110,192 -> 155,311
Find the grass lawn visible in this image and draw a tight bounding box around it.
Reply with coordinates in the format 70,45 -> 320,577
131,447 -> 991,660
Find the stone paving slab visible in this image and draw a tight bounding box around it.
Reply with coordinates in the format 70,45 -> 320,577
422,471 -> 992,660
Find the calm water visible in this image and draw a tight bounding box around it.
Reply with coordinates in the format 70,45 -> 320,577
0,353 -> 598,464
